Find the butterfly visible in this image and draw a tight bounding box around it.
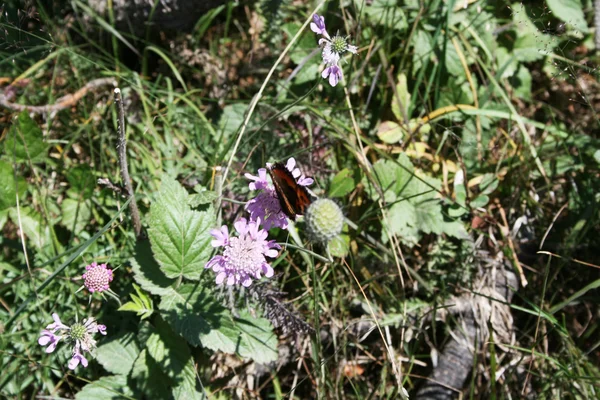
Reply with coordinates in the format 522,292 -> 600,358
268,162 -> 312,220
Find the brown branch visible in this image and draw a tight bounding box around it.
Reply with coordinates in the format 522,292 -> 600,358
113,88 -> 142,238
0,78 -> 116,113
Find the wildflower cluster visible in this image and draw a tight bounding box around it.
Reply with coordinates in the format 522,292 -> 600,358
39,261 -> 113,371
311,14 -> 358,87
205,158 -> 313,287
39,313 -> 106,370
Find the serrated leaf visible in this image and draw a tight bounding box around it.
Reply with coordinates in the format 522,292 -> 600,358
159,284 -> 236,353
75,375 -> 134,400
329,168 -> 355,198
0,160 -> 27,210
144,318 -> 204,399
235,311 -> 278,364
131,240 -> 177,296
96,332 -> 140,375
391,73 -> 410,122
148,177 -> 214,280
129,349 -> 174,399
3,111 -> 48,162
61,198 -> 92,233
188,190 -> 218,207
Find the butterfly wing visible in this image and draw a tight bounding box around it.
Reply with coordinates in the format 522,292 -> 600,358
268,163 -> 311,220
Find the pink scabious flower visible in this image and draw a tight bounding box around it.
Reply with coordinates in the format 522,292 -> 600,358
205,218 -> 281,287
244,157 -> 313,230
82,262 -> 113,293
38,313 -> 107,370
311,14 -> 358,87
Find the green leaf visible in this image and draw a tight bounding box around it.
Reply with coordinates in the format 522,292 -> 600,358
412,29 -> 433,72
118,283 -> 154,320
0,160 -> 27,210
129,349 -> 174,399
75,375 -> 134,400
8,207 -> 51,251
511,3 -> 558,62
148,177 -> 215,280
328,234 -> 350,258
235,310 -> 278,364
60,198 -> 92,233
96,332 -> 140,375
3,111 -> 48,162
377,121 -> 405,144
145,318 -> 204,399
358,0 -> 407,30
159,284 -> 236,353
281,22 -> 319,64
546,0 -> 587,33
329,168 -> 355,198
131,240 -> 177,296
470,195 -> 489,209
67,165 -> 95,199
218,103 -> 247,137
391,73 -> 410,121
188,188 -> 218,207
160,285 -> 277,363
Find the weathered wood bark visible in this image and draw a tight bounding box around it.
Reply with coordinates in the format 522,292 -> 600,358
415,261 -> 519,400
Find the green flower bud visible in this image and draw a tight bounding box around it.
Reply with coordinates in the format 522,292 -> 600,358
305,198 -> 344,243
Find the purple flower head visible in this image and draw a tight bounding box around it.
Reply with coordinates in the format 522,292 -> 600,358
82,262 -> 113,293
68,345 -> 88,370
38,313 -> 106,370
38,330 -> 61,353
310,14 -> 329,37
322,65 -> 343,87
245,168 -> 270,191
245,157 -> 313,230
205,218 -> 281,287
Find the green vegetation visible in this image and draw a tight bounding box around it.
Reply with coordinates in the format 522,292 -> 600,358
1,0 -> 599,398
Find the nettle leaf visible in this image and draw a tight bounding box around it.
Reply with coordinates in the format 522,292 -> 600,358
96,332 -> 140,375
146,318 -> 204,399
329,168 -> 355,198
148,177 -> 214,280
4,111 -> 48,162
159,284 -> 237,353
0,160 -> 27,210
188,187 -> 218,207
546,0 -> 587,33
235,311 -> 278,364
131,240 -> 177,296
75,375 -> 134,400
160,285 -> 278,363
129,349 -> 173,399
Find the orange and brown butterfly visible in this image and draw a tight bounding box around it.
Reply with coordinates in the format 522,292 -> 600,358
267,162 -> 313,220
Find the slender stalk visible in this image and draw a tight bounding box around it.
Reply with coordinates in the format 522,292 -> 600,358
114,88 -> 142,238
